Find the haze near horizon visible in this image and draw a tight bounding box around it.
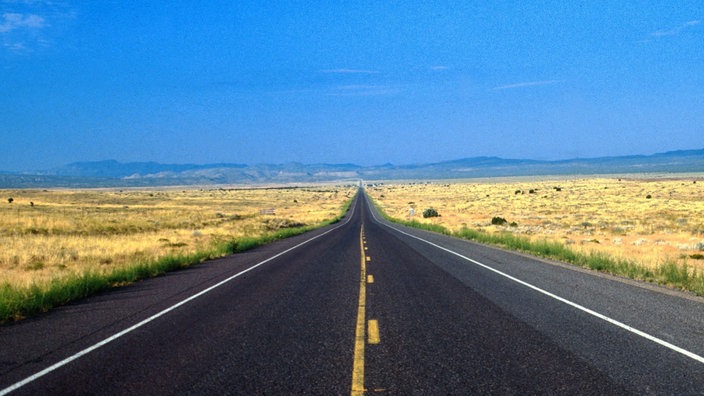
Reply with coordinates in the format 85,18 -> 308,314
2,1 -> 702,172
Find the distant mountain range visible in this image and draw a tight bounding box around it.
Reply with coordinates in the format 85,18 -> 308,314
1,149 -> 703,188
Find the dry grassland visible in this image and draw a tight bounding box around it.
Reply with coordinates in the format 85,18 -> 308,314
367,176 -> 704,271
0,186 -> 356,289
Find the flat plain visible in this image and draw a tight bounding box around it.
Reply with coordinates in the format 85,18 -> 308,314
0,185 -> 356,290
367,175 -> 704,274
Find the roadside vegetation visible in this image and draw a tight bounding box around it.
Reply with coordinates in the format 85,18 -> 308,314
0,186 -> 356,323
367,176 -> 704,296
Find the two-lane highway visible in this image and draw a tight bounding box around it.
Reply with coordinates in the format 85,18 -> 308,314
2,189 -> 704,394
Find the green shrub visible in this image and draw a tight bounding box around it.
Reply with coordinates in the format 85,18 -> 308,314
491,216 -> 507,225
423,208 -> 440,218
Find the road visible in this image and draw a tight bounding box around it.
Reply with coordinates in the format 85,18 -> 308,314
2,189 -> 704,394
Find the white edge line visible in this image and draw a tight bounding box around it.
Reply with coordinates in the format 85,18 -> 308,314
365,194 -> 704,365
1,197 -> 359,395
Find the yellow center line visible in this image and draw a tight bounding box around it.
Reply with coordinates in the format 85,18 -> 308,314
368,319 -> 380,344
351,224 -> 367,395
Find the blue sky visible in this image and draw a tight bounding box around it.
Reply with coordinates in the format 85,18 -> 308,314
1,1 -> 702,171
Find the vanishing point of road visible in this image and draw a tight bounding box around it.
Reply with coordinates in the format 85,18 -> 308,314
2,190 -> 704,394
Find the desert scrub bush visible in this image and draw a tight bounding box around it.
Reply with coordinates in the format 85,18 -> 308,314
423,208 -> 440,218
491,216 -> 508,225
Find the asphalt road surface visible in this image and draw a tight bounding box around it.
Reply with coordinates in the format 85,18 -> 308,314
2,189 -> 704,394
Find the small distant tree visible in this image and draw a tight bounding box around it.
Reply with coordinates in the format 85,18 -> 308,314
423,208 -> 440,218
7,197 -> 13,204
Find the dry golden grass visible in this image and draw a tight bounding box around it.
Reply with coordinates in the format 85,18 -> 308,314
0,185 -> 356,289
367,176 -> 704,270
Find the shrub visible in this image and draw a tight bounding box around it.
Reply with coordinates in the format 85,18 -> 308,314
422,208 -> 440,218
491,216 -> 508,225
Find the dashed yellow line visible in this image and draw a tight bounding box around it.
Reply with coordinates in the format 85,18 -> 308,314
352,225 -> 383,395
351,225 -> 368,395
368,319 -> 380,344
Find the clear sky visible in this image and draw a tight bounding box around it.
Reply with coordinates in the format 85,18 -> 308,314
1,1 -> 702,171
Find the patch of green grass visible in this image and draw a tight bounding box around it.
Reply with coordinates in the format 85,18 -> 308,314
399,220 -> 451,235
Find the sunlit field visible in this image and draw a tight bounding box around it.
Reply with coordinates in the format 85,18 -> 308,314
0,186 -> 356,290
367,176 -> 704,276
